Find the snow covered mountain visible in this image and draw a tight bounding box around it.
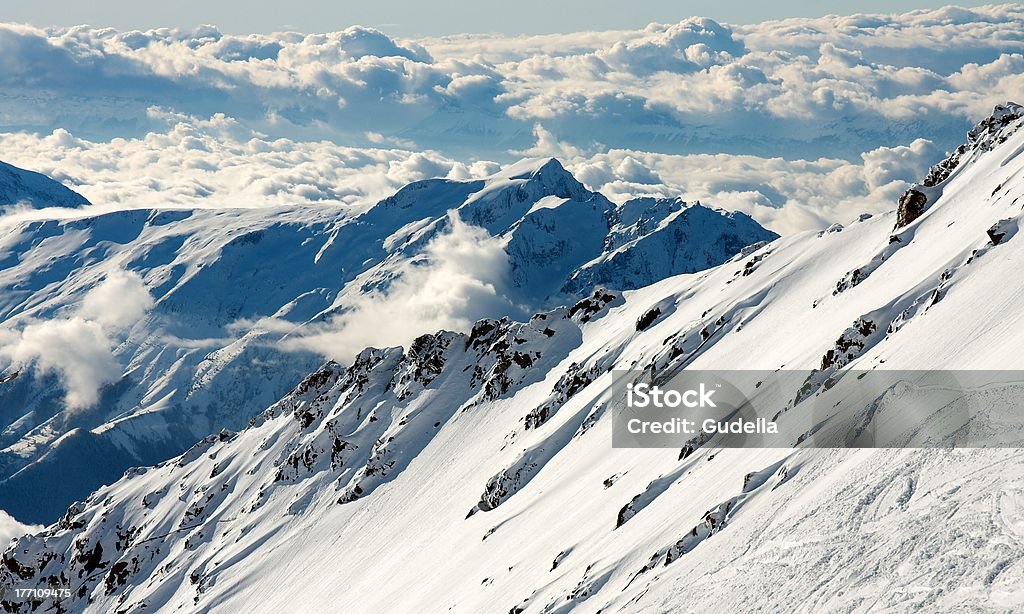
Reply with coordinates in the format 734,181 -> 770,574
0,161 -> 89,209
2,104 -> 1022,612
0,158 -> 774,524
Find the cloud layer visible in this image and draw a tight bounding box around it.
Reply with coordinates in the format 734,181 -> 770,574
0,271 -> 153,408
0,113 -> 949,234
570,139 -> 943,232
282,212 -> 517,363
0,112 -> 485,212
0,509 -> 40,546
0,5 -> 1020,234
0,5 -> 1021,160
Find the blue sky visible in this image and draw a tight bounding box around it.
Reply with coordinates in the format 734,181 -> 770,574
1,0 -> 1001,35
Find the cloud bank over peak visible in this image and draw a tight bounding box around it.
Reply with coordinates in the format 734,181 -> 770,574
0,111 -> 955,235
571,138 -> 944,232
0,112 -> 492,214
282,211 -> 516,363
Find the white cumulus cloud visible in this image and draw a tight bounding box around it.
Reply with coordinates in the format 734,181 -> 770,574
0,6 -> 1018,236
282,212 -> 517,363
0,271 -> 153,409
0,5 -> 1020,160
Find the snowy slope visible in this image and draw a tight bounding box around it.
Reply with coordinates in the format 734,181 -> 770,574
0,161 -> 89,209
2,105 -> 1023,612
0,158 -> 774,524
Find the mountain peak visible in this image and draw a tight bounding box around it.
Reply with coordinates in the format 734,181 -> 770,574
966,101 -> 1023,149
987,101 -> 1023,123
501,157 -> 565,179
528,157 -> 570,180
493,157 -> 588,200
0,161 -> 90,209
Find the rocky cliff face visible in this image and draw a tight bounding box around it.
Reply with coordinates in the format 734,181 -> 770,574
561,198 -> 776,296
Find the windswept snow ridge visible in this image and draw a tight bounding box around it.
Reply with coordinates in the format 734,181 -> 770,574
0,161 -> 89,209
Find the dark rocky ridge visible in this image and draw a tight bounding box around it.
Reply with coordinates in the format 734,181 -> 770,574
896,102 -> 1022,228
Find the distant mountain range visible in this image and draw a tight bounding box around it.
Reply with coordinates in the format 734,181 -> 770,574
0,157 -> 774,524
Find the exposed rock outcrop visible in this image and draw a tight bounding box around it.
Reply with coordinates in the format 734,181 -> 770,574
895,102 -> 1023,229
987,218 -> 1016,245
895,188 -> 929,228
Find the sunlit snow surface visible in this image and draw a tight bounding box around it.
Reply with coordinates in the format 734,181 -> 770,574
2,109 -> 1024,612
